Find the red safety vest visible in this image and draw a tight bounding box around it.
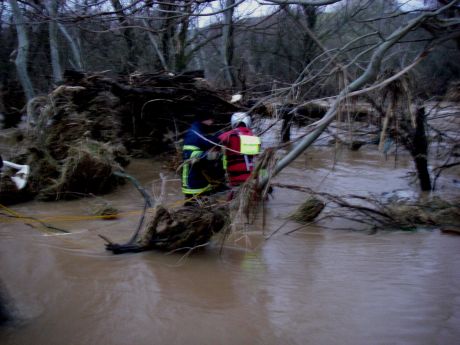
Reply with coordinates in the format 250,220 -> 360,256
219,127 -> 260,186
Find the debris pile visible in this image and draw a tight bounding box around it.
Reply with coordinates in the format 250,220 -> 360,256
384,197 -> 460,229
33,140 -> 125,200
4,71 -> 238,203
139,205 -> 229,251
104,205 -> 229,254
274,183 -> 460,232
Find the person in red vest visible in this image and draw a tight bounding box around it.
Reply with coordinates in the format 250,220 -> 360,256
218,112 -> 261,188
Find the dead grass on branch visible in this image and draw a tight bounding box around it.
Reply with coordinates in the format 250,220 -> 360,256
289,196 -> 326,224
91,202 -> 119,220
228,148 -> 277,231
273,183 -> 460,231
329,194 -> 460,230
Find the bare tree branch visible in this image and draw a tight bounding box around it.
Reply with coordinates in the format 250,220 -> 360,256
261,0 -> 460,186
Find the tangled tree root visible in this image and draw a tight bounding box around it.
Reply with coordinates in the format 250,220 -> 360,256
104,205 -> 229,254
36,140 -> 124,200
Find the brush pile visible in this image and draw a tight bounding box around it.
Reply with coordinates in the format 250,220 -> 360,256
323,193 -> 460,231
4,71 -> 237,203
138,205 -> 229,251
273,183 -> 460,232
105,205 -> 229,254
383,197 -> 460,229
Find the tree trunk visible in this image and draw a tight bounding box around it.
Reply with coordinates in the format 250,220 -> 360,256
397,104 -> 432,191
174,2 -> 192,72
281,108 -> 294,143
110,0 -> 137,73
9,0 -> 35,102
46,0 -> 62,83
159,0 -> 176,71
411,107 -> 432,191
57,23 -> 83,71
222,0 -> 237,89
142,19 -> 168,71
301,5 -> 317,66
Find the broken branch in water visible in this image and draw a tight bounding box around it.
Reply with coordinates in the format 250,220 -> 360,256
272,182 -> 460,231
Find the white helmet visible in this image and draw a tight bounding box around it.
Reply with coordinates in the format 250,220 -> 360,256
231,112 -> 251,129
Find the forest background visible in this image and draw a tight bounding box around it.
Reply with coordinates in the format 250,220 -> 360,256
1,0 -> 459,128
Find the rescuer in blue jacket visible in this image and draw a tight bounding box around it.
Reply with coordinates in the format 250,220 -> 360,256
182,113 -> 223,203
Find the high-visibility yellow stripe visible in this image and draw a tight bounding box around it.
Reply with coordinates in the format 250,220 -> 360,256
182,163 -> 189,187
181,185 -> 212,195
183,145 -> 200,151
190,150 -> 202,158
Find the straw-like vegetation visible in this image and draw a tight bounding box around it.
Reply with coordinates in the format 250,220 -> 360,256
91,202 -> 120,220
229,148 -> 277,226
289,196 -> 325,224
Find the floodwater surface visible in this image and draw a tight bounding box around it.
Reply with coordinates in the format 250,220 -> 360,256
1,147 -> 459,345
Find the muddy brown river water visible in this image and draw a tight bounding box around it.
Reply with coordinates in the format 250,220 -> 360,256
1,146 -> 459,345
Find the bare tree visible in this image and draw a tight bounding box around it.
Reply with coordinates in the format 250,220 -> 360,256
46,0 -> 62,82
222,0 -> 237,88
259,0 -> 460,187
9,0 -> 35,101
110,0 -> 138,73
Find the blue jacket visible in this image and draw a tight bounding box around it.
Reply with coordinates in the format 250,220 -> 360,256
183,121 -> 217,159
182,122 -> 219,195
